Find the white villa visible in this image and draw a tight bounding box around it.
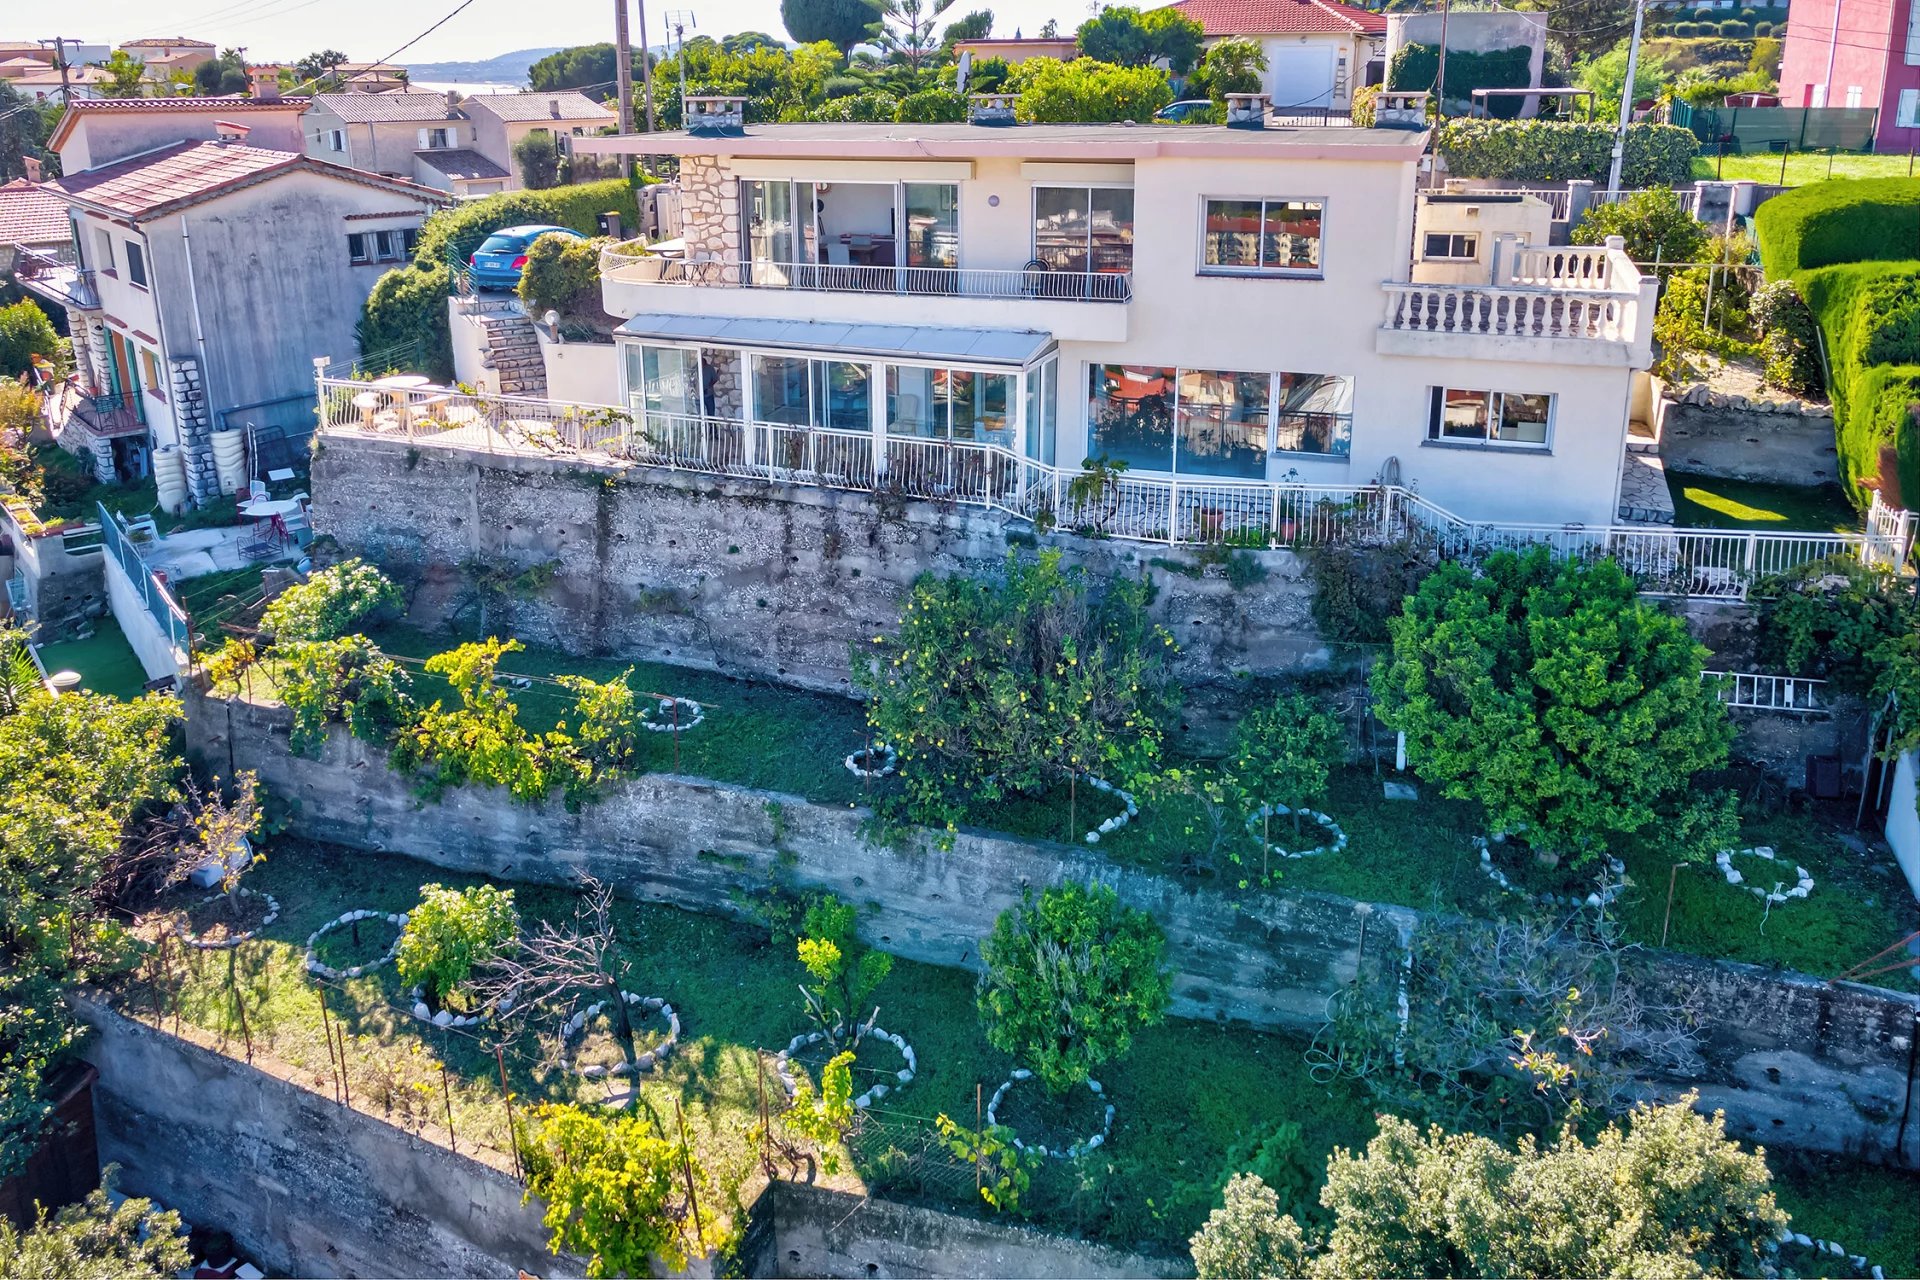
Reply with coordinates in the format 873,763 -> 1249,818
565,93 -> 1655,530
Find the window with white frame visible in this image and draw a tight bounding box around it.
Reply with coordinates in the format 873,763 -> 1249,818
126,240 -> 148,288
1087,364 -> 1354,478
375,230 -> 405,261
1900,89 -> 1920,127
328,128 -> 346,151
1846,85 -> 1864,108
1032,186 -> 1134,275
347,232 -> 373,264
1426,387 -> 1553,449
1422,232 -> 1478,261
1908,0 -> 1920,65
94,228 -> 114,274
139,347 -> 166,402
1200,198 -> 1323,276
419,126 -> 454,149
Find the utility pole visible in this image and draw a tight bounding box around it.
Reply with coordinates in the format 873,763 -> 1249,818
1606,0 -> 1648,197
636,0 -> 658,132
1432,0 -> 1451,123
614,0 -> 635,134
41,38 -> 78,106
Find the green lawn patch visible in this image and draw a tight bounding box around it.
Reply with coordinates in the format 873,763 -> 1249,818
1665,471 -> 1859,532
36,617 -> 150,701
1693,153 -> 1920,187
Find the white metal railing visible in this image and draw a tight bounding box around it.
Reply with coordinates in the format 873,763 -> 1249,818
98,502 -> 190,656
599,246 -> 1134,304
315,375 -> 1917,601
1702,671 -> 1829,713
1459,187 -> 1574,220
1590,187 -> 1703,217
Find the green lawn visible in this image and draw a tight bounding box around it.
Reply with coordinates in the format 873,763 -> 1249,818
1690,152 -> 1920,185
36,617 -> 150,701
1666,471 -> 1860,533
115,839 -> 1920,1271
223,627 -> 1920,988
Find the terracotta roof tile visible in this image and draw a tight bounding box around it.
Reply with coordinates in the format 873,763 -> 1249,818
414,147 -> 510,180
0,178 -> 70,246
57,95 -> 309,113
1164,0 -> 1387,36
45,140 -> 448,220
310,91 -> 460,123
463,91 -> 615,122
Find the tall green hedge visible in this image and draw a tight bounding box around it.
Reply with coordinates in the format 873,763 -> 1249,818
1798,261 -> 1920,505
356,262 -> 455,382
412,177 -> 640,267
1434,119 -> 1697,185
1388,43 -> 1533,118
1753,179 -> 1920,279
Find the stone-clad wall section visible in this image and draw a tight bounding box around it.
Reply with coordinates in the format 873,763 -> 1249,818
678,154 -> 740,263
308,432 -> 1328,694
187,687 -> 1920,1168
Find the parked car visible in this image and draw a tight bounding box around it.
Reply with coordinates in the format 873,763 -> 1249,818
1155,99 -> 1215,123
468,225 -> 587,290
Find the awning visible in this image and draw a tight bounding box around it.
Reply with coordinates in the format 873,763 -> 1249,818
612,313 -> 1055,368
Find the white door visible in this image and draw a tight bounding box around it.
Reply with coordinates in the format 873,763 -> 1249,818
1267,45 -> 1337,111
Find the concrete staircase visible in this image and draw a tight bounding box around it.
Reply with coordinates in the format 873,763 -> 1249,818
476,311 -> 546,398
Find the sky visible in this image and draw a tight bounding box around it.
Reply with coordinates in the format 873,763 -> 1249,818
57,0 -> 1093,67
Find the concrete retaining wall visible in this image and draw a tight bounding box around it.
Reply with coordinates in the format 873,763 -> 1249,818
1659,403 -> 1841,488
308,432 -> 1328,696
101,547 -> 182,683
72,997 -> 569,1280
186,686 -> 1920,1167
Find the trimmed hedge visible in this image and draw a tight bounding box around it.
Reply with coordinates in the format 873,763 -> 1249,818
895,88 -> 966,123
412,178 -> 639,269
356,262 -> 455,383
518,233 -> 609,325
1753,178 -> 1920,278
1434,119 -> 1697,185
1799,262 -> 1920,505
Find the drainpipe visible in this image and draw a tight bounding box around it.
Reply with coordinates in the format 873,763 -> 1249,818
1820,0 -> 1844,109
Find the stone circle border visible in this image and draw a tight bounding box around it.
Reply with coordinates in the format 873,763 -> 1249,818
408,982 -> 517,1030
844,745 -> 898,779
639,697 -> 703,733
774,1025 -> 917,1110
1473,835 -> 1627,910
1081,776 -> 1138,845
1244,804 -> 1349,859
174,886 -> 280,951
1772,1226 -> 1883,1279
304,908 -> 408,980
558,993 -> 682,1078
1716,846 -> 1813,905
986,1069 -> 1113,1160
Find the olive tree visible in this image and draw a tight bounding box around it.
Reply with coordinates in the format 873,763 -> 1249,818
976,883 -> 1171,1093
1228,693 -> 1344,877
1371,547 -> 1734,868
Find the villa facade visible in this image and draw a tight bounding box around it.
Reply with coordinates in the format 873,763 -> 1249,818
576,95 -> 1656,529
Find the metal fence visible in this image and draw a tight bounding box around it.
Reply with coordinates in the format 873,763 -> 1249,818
315,376 -> 1916,603
1671,101 -> 1880,153
98,502 -> 191,657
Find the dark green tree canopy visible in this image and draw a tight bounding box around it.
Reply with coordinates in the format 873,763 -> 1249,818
1075,5 -> 1205,74
529,44 -> 620,96
782,0 -> 882,53
1371,547 -> 1734,866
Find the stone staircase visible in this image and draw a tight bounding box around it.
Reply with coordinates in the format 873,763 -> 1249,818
475,310 -> 546,398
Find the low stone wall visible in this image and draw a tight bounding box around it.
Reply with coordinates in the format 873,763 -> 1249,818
1659,398 -> 1840,488
308,432 -> 1328,696
743,1183 -> 1183,1279
71,997 -> 570,1280
186,687 -> 1920,1167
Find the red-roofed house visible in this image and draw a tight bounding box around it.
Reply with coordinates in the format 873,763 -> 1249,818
1160,0 -> 1387,112
18,136 -> 446,502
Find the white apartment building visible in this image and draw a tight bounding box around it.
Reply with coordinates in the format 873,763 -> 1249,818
576,95 -> 1655,529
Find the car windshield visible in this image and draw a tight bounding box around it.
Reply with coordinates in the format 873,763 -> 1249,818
476,234 -> 520,254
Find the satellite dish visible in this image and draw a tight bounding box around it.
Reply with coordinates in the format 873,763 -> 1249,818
957,49 -> 973,94
1379,455 -> 1401,487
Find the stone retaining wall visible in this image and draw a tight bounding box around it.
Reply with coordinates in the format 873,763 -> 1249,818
186,686 -> 1920,1167
1659,392 -> 1841,488
307,432 -> 1328,697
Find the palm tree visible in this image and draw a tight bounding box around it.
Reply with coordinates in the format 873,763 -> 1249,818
868,0 -> 959,71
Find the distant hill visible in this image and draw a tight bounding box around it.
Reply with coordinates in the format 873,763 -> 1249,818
403,48 -> 563,87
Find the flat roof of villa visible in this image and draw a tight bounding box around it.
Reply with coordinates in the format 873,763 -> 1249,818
577,120 -> 1428,162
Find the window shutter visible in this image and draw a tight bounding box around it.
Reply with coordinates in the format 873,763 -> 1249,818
417,127 -> 429,148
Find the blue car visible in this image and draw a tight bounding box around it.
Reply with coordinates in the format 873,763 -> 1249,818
468,224 -> 587,290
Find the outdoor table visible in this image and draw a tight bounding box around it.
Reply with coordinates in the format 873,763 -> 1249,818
352,391 -> 382,428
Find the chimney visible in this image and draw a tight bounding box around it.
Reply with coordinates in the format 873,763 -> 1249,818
212,120 -> 251,146
685,95 -> 746,136
250,66 -> 280,101
1374,91 -> 1432,129
446,89 -> 460,109
22,156 -> 42,182
967,93 -> 1017,126
1225,93 -> 1270,129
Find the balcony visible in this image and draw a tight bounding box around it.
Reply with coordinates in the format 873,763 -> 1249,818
12,244 -> 100,311
1376,243 -> 1656,368
599,243 -> 1131,343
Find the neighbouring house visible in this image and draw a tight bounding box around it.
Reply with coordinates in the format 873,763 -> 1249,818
302,92 -> 508,195
1779,0 -> 1920,149
47,96 -> 309,171
1382,10 -> 1547,117
462,92 -> 617,188
16,129 -> 446,500
333,62 -> 409,93
0,178 -> 72,272
7,66 -> 117,103
559,93 -> 1656,529
949,36 -> 1082,64
119,36 -> 217,87
1160,0 -> 1388,113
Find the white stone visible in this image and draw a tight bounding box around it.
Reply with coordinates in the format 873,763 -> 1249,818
432,1010 -> 454,1028
897,1069 -> 913,1084
413,1002 -> 430,1020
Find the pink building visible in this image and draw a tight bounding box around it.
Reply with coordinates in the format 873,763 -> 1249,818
1779,0 -> 1920,150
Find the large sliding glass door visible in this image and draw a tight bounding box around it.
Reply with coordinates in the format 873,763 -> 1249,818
741,179 -> 959,289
